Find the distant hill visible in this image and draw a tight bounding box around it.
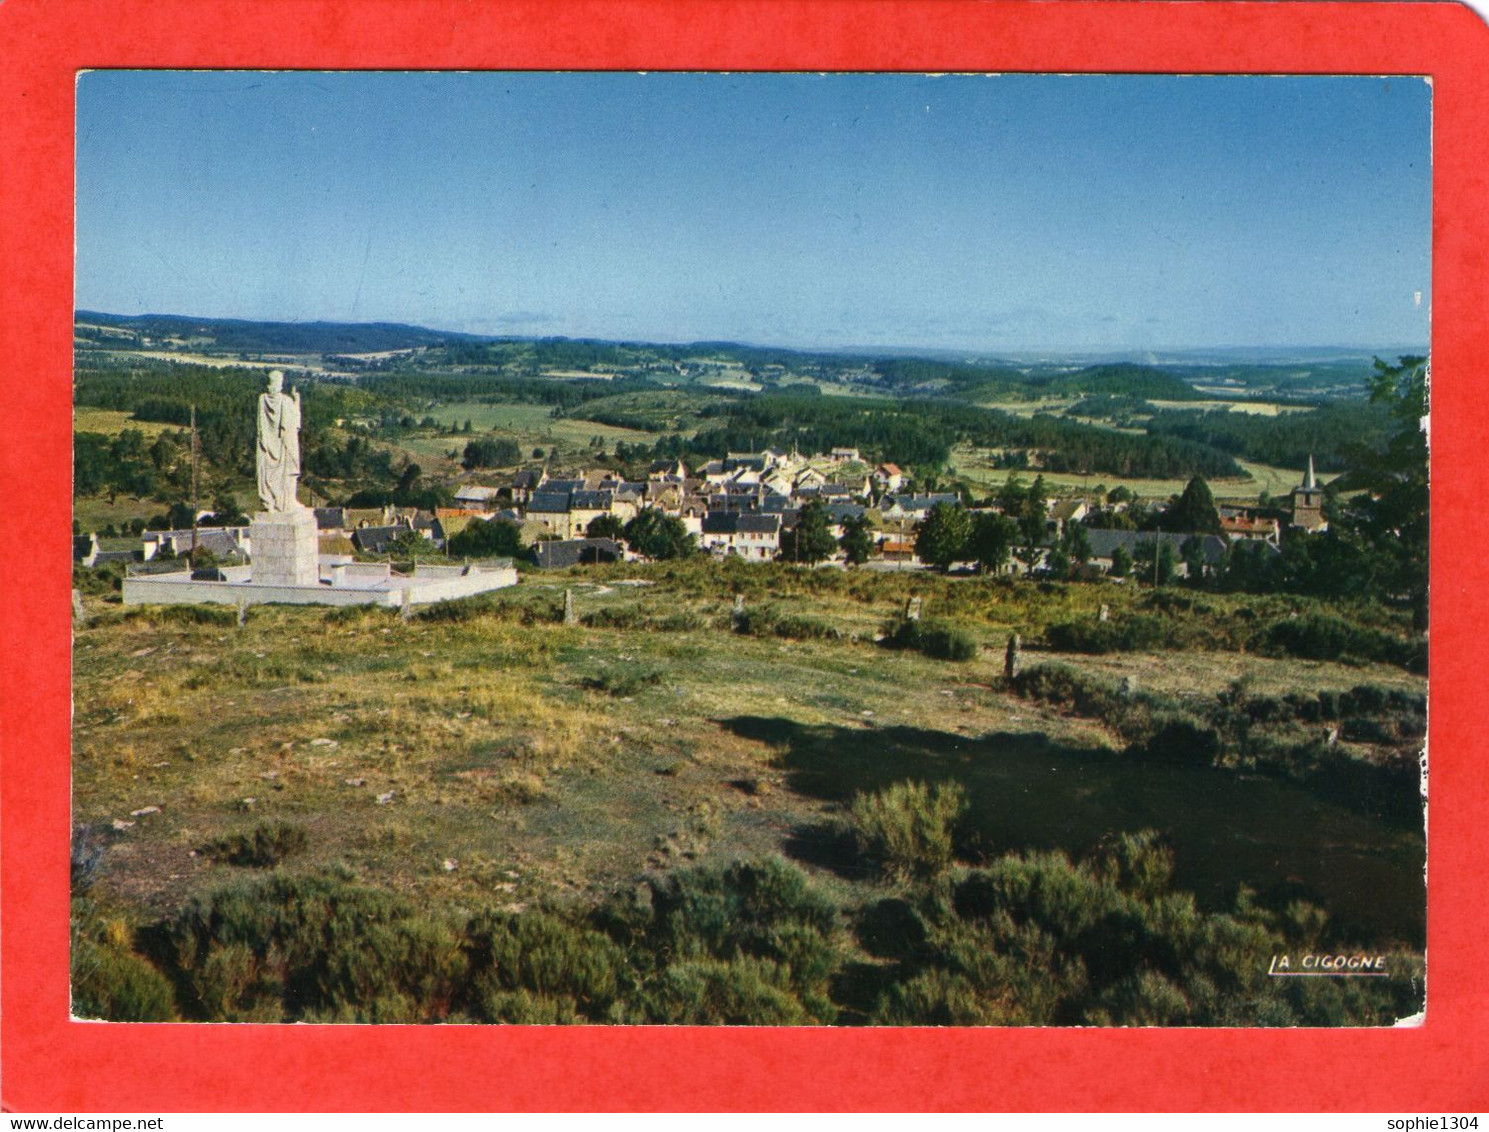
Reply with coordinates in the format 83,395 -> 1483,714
75,311 -> 488,355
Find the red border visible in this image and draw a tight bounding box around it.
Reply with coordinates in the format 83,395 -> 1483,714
4,0 -> 1487,1112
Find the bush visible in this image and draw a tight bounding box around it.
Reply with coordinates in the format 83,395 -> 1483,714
123,604 -> 237,627
881,617 -> 977,661
465,909 -> 629,1022
580,665 -> 664,697
614,858 -> 841,1022
200,822 -> 309,868
72,935 -> 178,1021
163,873 -> 469,1022
1045,614 -> 1170,654
733,604 -> 841,641
1260,613 -> 1424,671
847,780 -> 968,880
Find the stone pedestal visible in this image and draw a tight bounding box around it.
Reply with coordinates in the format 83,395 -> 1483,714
250,508 -> 320,586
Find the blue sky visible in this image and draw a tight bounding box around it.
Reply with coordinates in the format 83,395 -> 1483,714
75,71 -> 1431,353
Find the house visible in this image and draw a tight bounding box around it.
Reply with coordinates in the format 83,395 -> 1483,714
141,526 -> 250,562
873,463 -> 904,493
527,491 -> 577,538
567,490 -> 615,537
508,469 -> 546,505
1220,514 -> 1282,545
74,533 -> 140,567
793,466 -> 828,492
1082,528 -> 1234,577
878,538 -> 917,563
648,458 -> 689,481
351,525 -> 411,555
1049,499 -> 1090,536
700,511 -> 782,560
313,506 -> 349,533
530,538 -> 624,569
453,484 -> 501,513
829,447 -> 861,463
879,493 -> 960,522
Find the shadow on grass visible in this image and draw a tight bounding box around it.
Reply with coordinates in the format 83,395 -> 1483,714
720,714 -> 1425,947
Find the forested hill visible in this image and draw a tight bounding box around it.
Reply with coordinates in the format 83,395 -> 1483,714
75,312 -> 485,354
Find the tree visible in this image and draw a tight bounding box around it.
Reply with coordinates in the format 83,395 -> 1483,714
1014,476 -> 1049,573
1134,538 -> 1177,586
447,518 -> 523,559
782,500 -> 837,564
915,503 -> 972,572
1179,536 -> 1208,584
967,511 -> 1016,575
1048,524 -> 1092,580
463,438 -> 521,470
586,514 -> 626,540
623,509 -> 694,560
1110,544 -> 1133,579
1348,355 -> 1428,628
387,529 -> 433,561
996,474 -> 1028,516
1162,476 -> 1222,533
839,514 -> 875,566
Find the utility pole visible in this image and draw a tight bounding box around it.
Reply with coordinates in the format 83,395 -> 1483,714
190,403 -> 199,564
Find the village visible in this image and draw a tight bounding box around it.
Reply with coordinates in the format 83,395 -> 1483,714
77,439 -> 1325,583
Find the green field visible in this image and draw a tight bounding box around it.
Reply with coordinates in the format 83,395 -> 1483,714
74,407 -> 174,439
946,444 -> 1305,504
411,401 -> 663,460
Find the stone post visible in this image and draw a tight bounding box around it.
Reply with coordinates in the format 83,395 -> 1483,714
563,588 -> 577,626
905,596 -> 922,622
1004,633 -> 1021,680
72,589 -> 88,626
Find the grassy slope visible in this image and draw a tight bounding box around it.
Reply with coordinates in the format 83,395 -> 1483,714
73,566 -> 1425,948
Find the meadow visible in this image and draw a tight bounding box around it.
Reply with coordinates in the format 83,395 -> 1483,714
72,562 -> 1426,1024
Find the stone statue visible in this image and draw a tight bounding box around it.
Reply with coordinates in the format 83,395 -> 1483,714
256,370 -> 302,511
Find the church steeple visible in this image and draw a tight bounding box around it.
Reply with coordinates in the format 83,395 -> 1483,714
1302,454 -> 1317,491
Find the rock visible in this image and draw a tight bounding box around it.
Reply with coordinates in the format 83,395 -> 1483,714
441,859 -> 458,872
375,790 -> 396,805
129,805 -> 161,817
111,819 -> 134,831
344,777 -> 365,787
309,738 -> 338,748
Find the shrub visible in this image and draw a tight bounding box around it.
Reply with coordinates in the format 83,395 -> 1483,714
734,604 -> 841,641
881,617 -> 977,661
618,858 -> 841,1021
1260,613 -> 1424,671
72,935 -> 177,1021
163,873 -> 468,1022
645,956 -> 815,1025
123,604 -> 236,627
847,780 -> 968,880
465,909 -> 629,1021
200,822 -> 310,868
580,665 -> 664,697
